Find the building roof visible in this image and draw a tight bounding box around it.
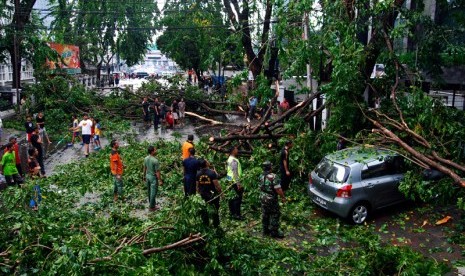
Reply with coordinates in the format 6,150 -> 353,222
424,65 -> 465,85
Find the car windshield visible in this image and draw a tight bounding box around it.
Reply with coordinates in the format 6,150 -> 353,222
315,159 -> 349,183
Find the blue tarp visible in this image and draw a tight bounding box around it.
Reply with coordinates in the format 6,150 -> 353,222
211,76 -> 225,86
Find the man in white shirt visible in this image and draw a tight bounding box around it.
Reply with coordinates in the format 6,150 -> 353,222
72,114 -> 93,157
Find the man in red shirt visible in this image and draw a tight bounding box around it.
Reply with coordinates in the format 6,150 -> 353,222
9,136 -> 23,177
110,140 -> 124,201
280,98 -> 290,112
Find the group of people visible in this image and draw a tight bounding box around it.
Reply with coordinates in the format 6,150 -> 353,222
246,96 -> 291,123
69,114 -> 102,155
108,133 -> 294,238
142,97 -> 186,130
0,112 -> 53,187
179,135 -> 294,237
109,138 -> 163,208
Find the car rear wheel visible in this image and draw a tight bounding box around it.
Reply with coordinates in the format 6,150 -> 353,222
349,203 -> 369,225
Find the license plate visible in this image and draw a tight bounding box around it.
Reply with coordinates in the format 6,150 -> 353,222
315,196 -> 327,206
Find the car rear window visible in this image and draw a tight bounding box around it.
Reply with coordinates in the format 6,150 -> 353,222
314,159 -> 350,183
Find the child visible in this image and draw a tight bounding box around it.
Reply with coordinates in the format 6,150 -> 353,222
90,116 -> 96,146
94,118 -> 102,150
36,112 -> 51,144
25,116 -> 35,144
68,114 -> 82,146
165,109 -> 174,129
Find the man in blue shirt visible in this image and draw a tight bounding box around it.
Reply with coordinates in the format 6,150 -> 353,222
248,96 -> 258,122
182,147 -> 200,196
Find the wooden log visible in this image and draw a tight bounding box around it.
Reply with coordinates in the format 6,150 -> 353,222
208,145 -> 252,156
185,112 -> 223,125
209,134 -> 285,143
142,234 -> 204,256
198,103 -> 244,116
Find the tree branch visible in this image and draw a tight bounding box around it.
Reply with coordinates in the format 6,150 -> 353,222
142,233 -> 204,256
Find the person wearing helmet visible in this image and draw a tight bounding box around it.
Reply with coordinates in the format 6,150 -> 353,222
260,161 -> 286,238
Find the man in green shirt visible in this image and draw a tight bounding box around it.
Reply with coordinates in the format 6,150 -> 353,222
143,145 -> 162,211
1,143 -> 22,187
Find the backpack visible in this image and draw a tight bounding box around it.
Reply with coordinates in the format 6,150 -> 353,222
29,184 -> 42,209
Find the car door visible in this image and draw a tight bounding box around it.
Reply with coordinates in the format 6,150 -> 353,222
360,160 -> 400,208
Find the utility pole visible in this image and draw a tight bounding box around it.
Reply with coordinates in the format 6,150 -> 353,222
303,12 -> 313,96
14,0 -> 21,109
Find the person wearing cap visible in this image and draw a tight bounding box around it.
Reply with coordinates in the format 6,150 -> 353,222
9,136 -> 23,177
260,161 -> 286,238
181,134 -> 194,160
226,146 -> 244,220
279,140 -> 293,191
196,159 -> 223,228
182,147 -> 200,196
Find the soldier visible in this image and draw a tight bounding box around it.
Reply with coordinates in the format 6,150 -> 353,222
196,159 -> 223,228
144,145 -> 162,211
260,161 -> 286,238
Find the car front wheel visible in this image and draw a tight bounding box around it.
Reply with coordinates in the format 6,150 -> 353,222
349,203 -> 369,225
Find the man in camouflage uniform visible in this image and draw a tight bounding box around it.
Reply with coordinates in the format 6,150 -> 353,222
260,161 -> 286,238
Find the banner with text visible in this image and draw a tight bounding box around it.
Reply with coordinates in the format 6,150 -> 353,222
47,43 -> 81,74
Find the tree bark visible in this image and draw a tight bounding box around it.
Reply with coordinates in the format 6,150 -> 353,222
223,0 -> 273,78
370,118 -> 465,187
142,233 -> 203,256
209,133 -> 285,143
8,0 -> 38,89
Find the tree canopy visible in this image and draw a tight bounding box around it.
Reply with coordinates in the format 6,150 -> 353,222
156,0 -> 228,77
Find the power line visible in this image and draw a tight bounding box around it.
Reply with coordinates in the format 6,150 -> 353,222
0,19 -> 278,32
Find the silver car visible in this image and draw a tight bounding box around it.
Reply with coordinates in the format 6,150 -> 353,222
308,147 -> 406,224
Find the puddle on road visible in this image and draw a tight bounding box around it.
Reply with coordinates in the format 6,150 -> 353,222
44,121 -> 201,176
129,196 -> 168,220
76,191 -> 102,207
32,119 -> 226,220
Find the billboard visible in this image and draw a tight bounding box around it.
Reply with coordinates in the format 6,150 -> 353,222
47,43 -> 81,74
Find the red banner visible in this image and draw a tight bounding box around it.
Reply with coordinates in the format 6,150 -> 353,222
47,42 -> 81,74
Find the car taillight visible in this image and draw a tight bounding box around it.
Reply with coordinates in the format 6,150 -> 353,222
308,173 -> 313,186
336,184 -> 352,198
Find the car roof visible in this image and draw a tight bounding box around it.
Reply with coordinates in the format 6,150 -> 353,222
325,146 -> 397,166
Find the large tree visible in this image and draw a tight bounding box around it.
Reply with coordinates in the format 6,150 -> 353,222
222,0 -> 274,79
50,0 -> 159,81
157,0 -> 228,81
0,0 -> 37,91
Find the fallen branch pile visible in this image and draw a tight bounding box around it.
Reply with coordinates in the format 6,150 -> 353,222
204,81 -> 326,155
361,31 -> 465,187
87,230 -> 203,264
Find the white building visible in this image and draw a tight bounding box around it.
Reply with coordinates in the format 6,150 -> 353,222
131,44 -> 180,76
